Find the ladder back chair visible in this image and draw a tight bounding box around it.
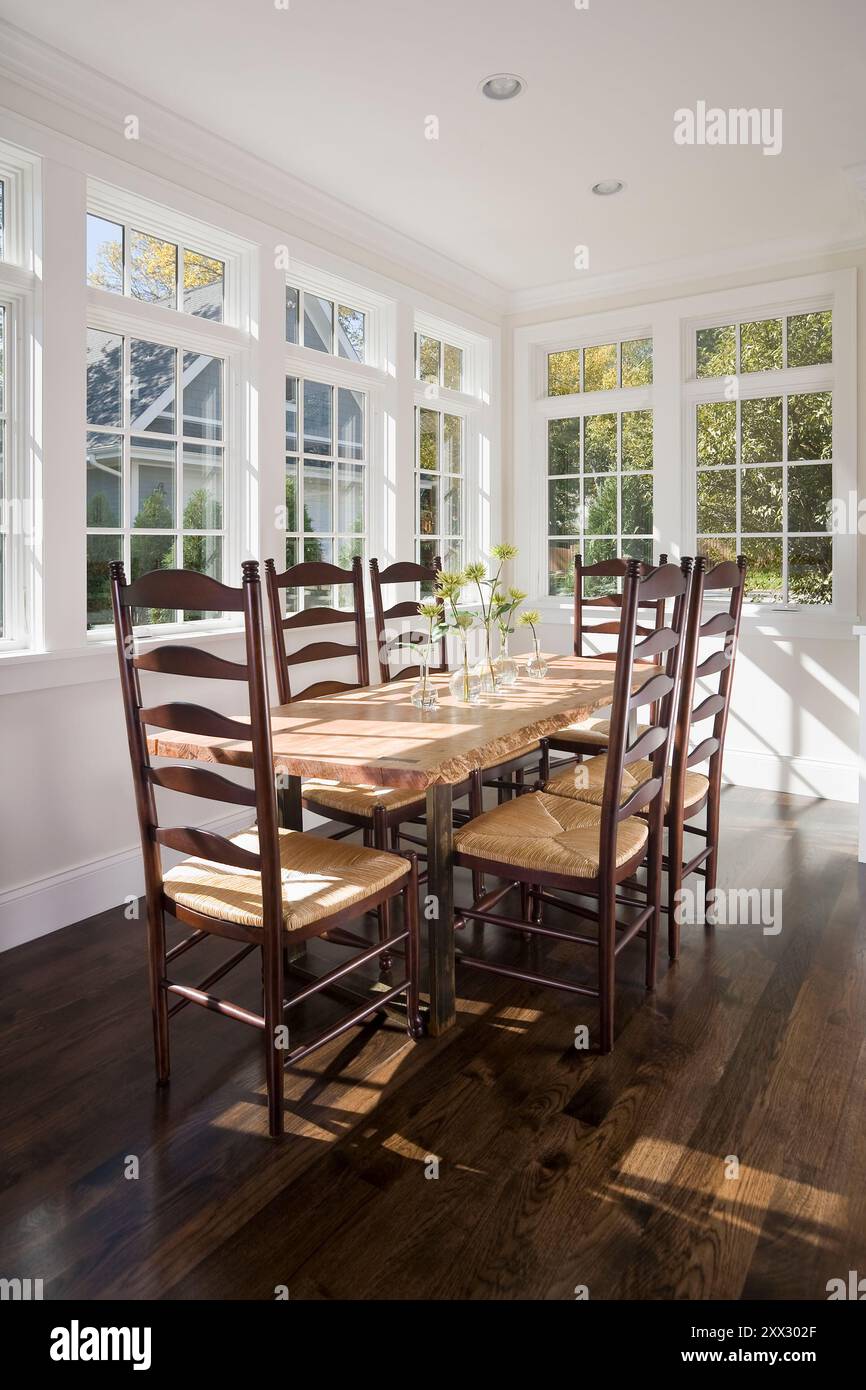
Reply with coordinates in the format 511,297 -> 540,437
369,555 -> 447,684
543,553 -> 668,764
452,559 -> 689,1053
110,559 -> 421,1139
543,556 -> 746,961
265,554 -> 437,960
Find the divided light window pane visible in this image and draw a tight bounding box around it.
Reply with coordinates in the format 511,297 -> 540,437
85,212 -> 225,322
696,310 -> 832,376
284,374 -> 367,611
547,337 -> 653,396
304,294 -> 333,354
337,305 -> 365,361
415,333 -> 464,391
85,330 -> 226,629
414,405 -> 464,575
546,409 -> 654,596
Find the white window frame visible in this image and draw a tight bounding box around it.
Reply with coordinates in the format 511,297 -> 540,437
0,138 -> 40,652
285,259 -> 393,374
84,186 -> 256,641
87,180 -> 254,331
513,270 -> 857,635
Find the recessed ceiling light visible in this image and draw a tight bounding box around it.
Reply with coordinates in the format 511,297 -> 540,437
592,179 -> 625,196
480,73 -> 526,101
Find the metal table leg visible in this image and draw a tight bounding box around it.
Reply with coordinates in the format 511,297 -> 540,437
425,782 -> 456,1035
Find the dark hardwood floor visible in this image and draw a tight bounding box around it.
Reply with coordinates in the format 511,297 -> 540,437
1,785 -> 864,1301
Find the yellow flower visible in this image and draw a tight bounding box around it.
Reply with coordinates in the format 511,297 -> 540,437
491,542 -> 518,561
418,600 -> 441,621
435,569 -> 466,598
463,561 -> 487,583
507,587 -> 527,603
519,609 -> 540,626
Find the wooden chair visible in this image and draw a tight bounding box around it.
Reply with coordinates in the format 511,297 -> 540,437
265,555 -> 436,960
543,553 -> 668,763
452,559 -> 689,1052
369,555 -> 447,683
542,556 -> 746,960
110,559 -> 422,1139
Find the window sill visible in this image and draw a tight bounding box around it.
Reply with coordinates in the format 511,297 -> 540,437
530,597 -> 858,642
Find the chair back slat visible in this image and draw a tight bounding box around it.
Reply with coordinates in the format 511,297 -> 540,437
691,692 -> 726,724
699,612 -> 736,637
687,736 -> 720,768
369,555 -> 448,683
145,764 -> 257,808
133,646 -> 250,681
120,569 -> 247,613
630,671 -> 674,710
292,679 -> 360,700
622,724 -> 667,766
618,776 -> 664,820
110,561 -> 283,944
139,702 -> 252,741
154,826 -> 262,872
265,556 -> 369,703
284,640 -> 360,666
695,649 -> 730,679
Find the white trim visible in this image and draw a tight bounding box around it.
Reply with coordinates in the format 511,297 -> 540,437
720,749 -> 857,805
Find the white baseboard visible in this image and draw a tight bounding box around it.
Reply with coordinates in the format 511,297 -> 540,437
0,807 -> 327,954
722,748 -> 857,803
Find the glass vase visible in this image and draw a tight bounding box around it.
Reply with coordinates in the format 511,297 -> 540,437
494,631 -> 518,686
449,654 -> 481,704
410,658 -> 438,710
526,641 -> 549,680
475,625 -> 500,694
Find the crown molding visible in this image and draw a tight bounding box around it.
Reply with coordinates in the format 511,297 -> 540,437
506,228 -> 866,316
0,19 -> 508,317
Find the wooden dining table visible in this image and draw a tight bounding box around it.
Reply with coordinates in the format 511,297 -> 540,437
147,654 -> 641,1037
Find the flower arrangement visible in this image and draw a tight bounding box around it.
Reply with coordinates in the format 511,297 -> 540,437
433,570 -> 481,702
405,599 -> 446,708
465,542 -> 520,691
519,609 -> 548,679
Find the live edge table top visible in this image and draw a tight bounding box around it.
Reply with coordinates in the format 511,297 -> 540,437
147,655 -> 649,790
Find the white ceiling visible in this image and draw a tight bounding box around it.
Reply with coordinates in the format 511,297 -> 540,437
2,0 -> 866,295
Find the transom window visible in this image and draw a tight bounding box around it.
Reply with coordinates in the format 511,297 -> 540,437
285,286 -> 366,363
283,374 -> 367,610
696,311 -> 832,377
86,212 -> 225,322
547,336 -> 652,396
414,406 -> 464,582
547,408 -> 654,595
85,329 -> 225,628
415,333 -> 464,391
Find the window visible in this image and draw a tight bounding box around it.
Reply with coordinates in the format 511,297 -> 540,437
0,179 -> 5,259
547,336 -> 652,396
694,310 -> 833,605
546,408 -> 653,595
86,329 -> 225,628
285,285 -> 366,362
415,332 -> 464,391
87,212 -> 225,322
283,374 -> 367,609
414,406 -> 464,579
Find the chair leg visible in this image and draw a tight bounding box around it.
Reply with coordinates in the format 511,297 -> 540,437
667,818 -> 684,961
146,899 -> 170,1085
598,882 -> 616,1054
391,823 -> 401,852
469,769 -> 485,900
539,739 -> 550,784
403,855 -> 425,1039
704,778 -> 722,920
645,820 -> 663,991
262,931 -> 285,1139
373,805 -> 392,972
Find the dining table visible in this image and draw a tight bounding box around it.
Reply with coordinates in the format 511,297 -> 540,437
147,653 -> 646,1036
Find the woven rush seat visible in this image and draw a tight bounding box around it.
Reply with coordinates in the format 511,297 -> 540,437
163,825 -> 407,932
545,753 -> 709,813
301,778 -> 425,816
454,791 -> 648,878
550,716 -> 648,748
